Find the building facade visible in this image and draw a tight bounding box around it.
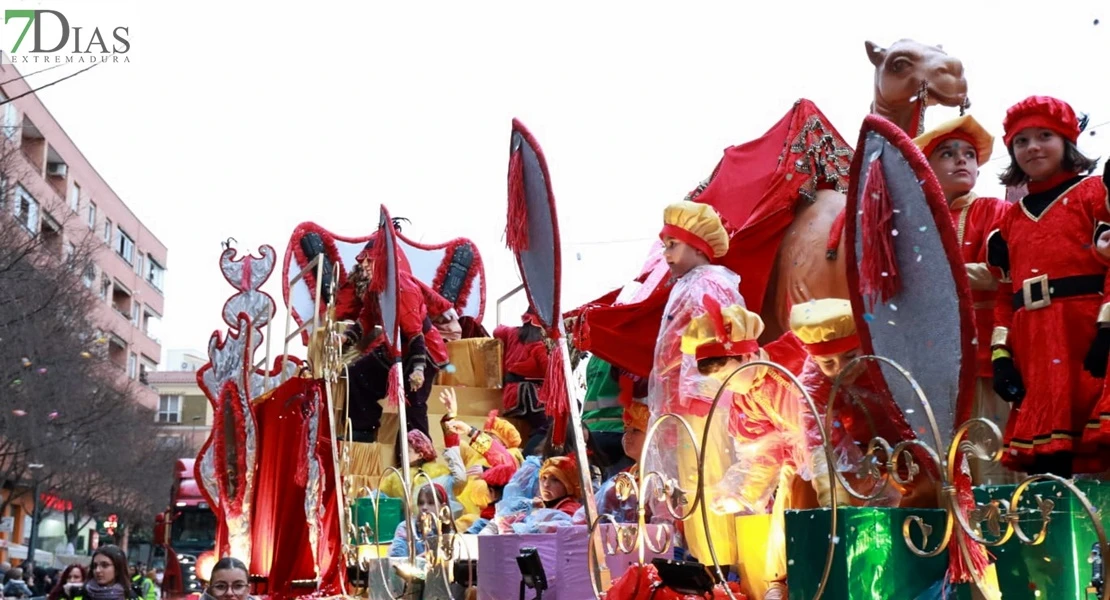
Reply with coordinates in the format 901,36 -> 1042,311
0,62 -> 167,408
148,368 -> 212,452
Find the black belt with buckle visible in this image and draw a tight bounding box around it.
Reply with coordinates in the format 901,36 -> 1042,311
505,373 -> 543,384
1012,274 -> 1103,310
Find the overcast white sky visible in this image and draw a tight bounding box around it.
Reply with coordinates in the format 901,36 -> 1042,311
16,1 -> 1110,367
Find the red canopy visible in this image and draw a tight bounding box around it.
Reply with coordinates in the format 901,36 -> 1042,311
571,100 -> 853,377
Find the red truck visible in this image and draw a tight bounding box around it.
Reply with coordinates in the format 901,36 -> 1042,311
152,459 -> 216,600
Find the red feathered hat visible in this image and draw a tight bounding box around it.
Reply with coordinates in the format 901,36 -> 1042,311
480,463 -> 517,488
1003,96 -> 1080,147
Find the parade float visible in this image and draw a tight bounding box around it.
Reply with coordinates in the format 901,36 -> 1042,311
161,37 -> 1110,600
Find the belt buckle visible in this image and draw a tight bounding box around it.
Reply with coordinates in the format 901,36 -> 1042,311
1022,274 -> 1051,310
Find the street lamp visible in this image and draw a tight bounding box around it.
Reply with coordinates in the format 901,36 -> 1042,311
26,463 -> 43,565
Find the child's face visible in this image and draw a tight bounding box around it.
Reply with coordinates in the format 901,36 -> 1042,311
814,348 -> 863,383
417,488 -> 439,515
539,473 -> 568,502
621,427 -> 646,462
704,357 -> 758,394
1012,127 -> 1065,182
927,139 -> 978,201
662,237 -> 708,278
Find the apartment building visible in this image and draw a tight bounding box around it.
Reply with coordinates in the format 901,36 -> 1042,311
0,62 -> 166,408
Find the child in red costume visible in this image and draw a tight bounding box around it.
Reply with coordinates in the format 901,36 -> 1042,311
534,455 -> 583,516
493,310 -> 549,451
913,116 -> 1018,484
334,236 -> 451,459
987,95 -> 1110,476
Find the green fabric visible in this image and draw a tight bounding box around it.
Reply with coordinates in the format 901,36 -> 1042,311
583,356 -> 623,432
584,356 -> 621,402
582,406 -> 625,432
352,496 -> 403,543
974,480 -> 1109,599
785,507 -> 963,599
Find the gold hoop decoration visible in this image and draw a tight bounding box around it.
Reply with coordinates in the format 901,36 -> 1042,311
358,466 -> 415,600
408,470 -> 456,595
696,359 -> 839,600
940,418 -> 1110,600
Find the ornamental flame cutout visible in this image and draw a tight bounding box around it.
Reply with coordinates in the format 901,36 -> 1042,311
195,245 -> 300,563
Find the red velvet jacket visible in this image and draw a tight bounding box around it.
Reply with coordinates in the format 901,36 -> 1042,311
948,193 -> 1009,378
334,271 -> 449,367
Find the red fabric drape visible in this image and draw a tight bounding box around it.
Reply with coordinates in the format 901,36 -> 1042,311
249,377 -> 343,599
572,100 -> 851,377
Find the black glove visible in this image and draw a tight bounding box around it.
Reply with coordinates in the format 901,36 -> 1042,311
1084,327 -> 1110,377
343,323 -> 362,350
992,355 -> 1025,404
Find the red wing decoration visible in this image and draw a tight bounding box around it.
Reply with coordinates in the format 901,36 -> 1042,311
843,114 -> 976,443
844,114 -> 987,584
283,222 -> 486,345
506,118 -> 572,443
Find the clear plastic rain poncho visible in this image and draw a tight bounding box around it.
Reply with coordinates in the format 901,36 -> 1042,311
642,264 -> 746,568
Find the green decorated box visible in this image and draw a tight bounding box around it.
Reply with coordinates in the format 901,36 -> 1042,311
351,496 -> 403,544
973,480 -> 1109,599
784,506 -> 971,600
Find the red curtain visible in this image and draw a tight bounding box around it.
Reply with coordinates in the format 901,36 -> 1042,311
249,377 -> 343,599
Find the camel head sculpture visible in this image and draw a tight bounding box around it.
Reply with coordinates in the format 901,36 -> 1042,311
867,39 -> 969,136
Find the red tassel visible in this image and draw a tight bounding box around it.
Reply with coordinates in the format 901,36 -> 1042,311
859,159 -> 900,309
386,361 -> 405,408
947,457 -> 991,584
544,344 -> 570,446
505,148 -> 530,252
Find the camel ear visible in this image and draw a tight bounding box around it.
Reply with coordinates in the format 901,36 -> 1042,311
865,40 -> 885,67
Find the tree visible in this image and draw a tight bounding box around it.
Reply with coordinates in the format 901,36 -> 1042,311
0,117 -> 177,550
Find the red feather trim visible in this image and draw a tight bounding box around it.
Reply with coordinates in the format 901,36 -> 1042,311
826,207 -> 847,259
859,159 -> 900,309
505,148 -> 530,252
702,294 -> 728,343
544,346 -> 570,446
947,457 -> 991,583
387,361 -> 405,408
212,381 -> 248,517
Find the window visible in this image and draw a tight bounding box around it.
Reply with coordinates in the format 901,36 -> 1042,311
13,185 -> 39,232
0,92 -> 17,139
147,256 -> 165,292
131,302 -> 140,326
86,201 -> 96,229
0,176 -> 7,211
64,241 -> 75,261
99,277 -> 111,300
127,352 -> 137,379
68,181 -> 80,212
82,264 -> 96,289
139,356 -> 156,385
143,308 -> 162,342
157,395 -> 182,424
134,251 -> 143,276
103,218 -> 112,244
115,226 -> 134,264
